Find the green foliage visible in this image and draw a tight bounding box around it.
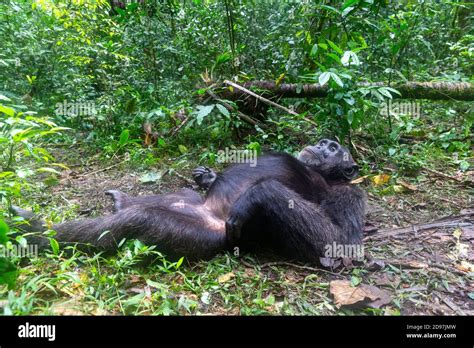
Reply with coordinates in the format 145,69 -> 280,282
0,220 -> 17,289
0,93 -> 67,206
0,0 -> 471,316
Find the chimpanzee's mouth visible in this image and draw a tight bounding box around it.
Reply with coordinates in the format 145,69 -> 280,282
299,147 -> 321,166
306,148 -> 321,162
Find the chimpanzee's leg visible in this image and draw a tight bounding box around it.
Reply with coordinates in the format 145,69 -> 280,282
13,198 -> 226,260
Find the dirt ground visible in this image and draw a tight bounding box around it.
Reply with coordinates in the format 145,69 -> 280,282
29,147 -> 474,315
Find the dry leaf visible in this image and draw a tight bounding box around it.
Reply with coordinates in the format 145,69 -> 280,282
453,228 -> 462,240
391,260 -> 429,269
351,175 -> 368,184
374,273 -> 401,287
330,280 -> 392,309
456,261 -> 474,273
217,272 -> 235,283
50,300 -> 84,315
365,259 -> 385,271
372,174 -> 391,186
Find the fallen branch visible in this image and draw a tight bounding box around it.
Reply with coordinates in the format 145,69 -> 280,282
364,210 -> 474,241
237,80 -> 474,101
387,259 -> 468,277
76,161 -> 124,178
224,80 -> 318,126
423,167 -> 464,183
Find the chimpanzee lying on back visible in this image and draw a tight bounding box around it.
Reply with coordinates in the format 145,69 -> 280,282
14,139 -> 366,263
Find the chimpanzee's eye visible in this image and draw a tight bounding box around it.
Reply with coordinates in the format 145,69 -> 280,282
329,143 -> 338,152
319,140 -> 328,145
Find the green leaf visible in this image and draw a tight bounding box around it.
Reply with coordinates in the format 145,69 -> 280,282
320,5 -> 340,15
351,275 -> 362,286
342,0 -> 359,10
318,43 -> 328,50
326,39 -> 343,54
0,258 -> 17,289
49,238 -> 59,255
139,171 -> 163,184
37,167 -> 61,174
326,53 -> 341,64
330,73 -> 344,87
216,104 -> 230,117
319,72 -> 331,86
310,44 -> 318,57
195,105 -> 215,125
341,51 -> 361,66
97,230 -> 111,241
378,88 -> 394,99
347,111 -> 354,125
118,129 -> 130,147
265,294 -> 275,305
0,105 -> 15,117
341,6 -> 355,17
215,52 -> 231,65
146,279 -> 163,289
460,160 -> 470,171
175,256 -> 184,269
384,87 -> 402,96
178,144 -> 188,154
0,220 -> 9,245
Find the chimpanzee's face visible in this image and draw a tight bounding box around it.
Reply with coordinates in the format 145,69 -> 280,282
298,139 -> 359,181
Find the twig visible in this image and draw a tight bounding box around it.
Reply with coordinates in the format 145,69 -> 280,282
429,263 -> 470,277
423,167 -> 463,182
434,194 -> 463,208
224,80 -> 318,127
240,259 -> 345,277
169,116 -> 190,137
389,260 -> 469,278
76,161 -> 124,178
206,89 -> 258,126
365,211 -> 474,241
168,170 -> 195,186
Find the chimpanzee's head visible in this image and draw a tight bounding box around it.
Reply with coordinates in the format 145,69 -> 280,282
298,139 -> 359,181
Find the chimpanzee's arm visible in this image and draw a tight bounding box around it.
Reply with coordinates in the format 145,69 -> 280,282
319,185 -> 366,241
225,179 -> 365,260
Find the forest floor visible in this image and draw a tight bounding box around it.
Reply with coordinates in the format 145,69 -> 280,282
8,142 -> 472,316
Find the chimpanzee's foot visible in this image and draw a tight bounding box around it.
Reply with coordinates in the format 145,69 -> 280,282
105,190 -> 130,212
10,206 -> 36,220
10,206 -> 46,232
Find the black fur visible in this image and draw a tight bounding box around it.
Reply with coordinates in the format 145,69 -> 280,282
15,140 -> 366,262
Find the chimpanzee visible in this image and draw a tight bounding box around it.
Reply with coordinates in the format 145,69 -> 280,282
13,139 -> 366,263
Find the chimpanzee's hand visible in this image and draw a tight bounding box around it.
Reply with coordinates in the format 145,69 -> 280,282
192,166 -> 217,190
225,214 -> 243,246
